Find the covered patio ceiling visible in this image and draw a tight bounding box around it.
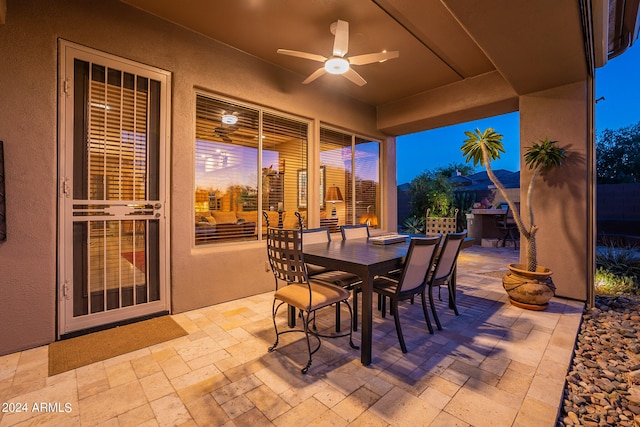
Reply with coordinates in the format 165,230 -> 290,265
121,0 -> 639,135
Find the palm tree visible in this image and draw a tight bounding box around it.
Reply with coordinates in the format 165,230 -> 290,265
461,128 -> 567,272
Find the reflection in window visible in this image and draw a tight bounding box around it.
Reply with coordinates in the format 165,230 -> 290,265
320,128 -> 352,227
354,137 -> 380,228
320,128 -> 380,228
262,112 -> 308,228
194,94 -> 308,245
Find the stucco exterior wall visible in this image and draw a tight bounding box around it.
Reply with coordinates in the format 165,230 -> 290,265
0,0 -> 595,356
520,82 -> 591,301
0,0 -> 386,355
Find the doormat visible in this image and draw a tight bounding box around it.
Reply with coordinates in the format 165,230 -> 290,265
48,316 -> 187,376
121,251 -> 145,271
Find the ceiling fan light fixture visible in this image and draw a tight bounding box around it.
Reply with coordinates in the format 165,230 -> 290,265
277,19 -> 398,86
221,112 -> 238,125
324,57 -> 349,74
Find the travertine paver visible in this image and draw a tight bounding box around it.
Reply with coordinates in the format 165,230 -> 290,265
0,246 -> 584,426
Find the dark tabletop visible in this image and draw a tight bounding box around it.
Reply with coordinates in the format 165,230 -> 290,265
303,237 -> 409,269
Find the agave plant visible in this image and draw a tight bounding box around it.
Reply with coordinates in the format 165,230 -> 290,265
402,216 -> 425,234
461,128 -> 567,272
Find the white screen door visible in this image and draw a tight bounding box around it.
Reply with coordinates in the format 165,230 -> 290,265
58,41 -> 171,335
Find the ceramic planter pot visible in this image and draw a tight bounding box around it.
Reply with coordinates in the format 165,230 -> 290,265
502,263 -> 556,310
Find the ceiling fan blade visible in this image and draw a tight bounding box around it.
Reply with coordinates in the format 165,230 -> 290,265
348,50 -> 399,66
302,67 -> 327,84
277,49 -> 327,63
332,20 -> 349,57
342,68 -> 367,86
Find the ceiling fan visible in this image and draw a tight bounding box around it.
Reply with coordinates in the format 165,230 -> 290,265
277,19 -> 399,86
213,111 -> 239,142
214,126 -> 236,143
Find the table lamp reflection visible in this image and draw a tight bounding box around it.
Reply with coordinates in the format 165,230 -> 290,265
325,185 -> 344,218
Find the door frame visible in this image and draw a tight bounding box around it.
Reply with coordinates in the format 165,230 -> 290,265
57,39 -> 172,337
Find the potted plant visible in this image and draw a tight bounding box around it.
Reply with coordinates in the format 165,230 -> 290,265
461,128 -> 567,310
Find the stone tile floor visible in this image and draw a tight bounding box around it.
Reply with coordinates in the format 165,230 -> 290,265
0,246 -> 584,426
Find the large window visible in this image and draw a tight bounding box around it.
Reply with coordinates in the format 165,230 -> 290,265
194,94 -> 308,245
354,136 -> 381,227
320,127 -> 381,228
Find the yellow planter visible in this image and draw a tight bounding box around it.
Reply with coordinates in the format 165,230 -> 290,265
502,263 -> 556,310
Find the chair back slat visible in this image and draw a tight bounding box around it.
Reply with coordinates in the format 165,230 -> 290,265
397,236 -> 441,294
433,230 -> 467,281
496,203 -> 519,224
295,211 -> 305,229
341,224 -> 369,240
302,227 -> 331,245
425,208 -> 459,236
266,227 -> 307,284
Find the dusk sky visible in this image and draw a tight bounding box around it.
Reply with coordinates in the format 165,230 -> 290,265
396,43 -> 640,185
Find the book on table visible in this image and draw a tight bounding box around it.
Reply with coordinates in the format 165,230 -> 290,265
369,233 -> 407,245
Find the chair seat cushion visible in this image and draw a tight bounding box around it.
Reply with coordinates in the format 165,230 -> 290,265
311,270 -> 362,289
372,277 -> 398,296
306,263 -> 331,276
380,270 -> 402,281
275,281 -> 350,311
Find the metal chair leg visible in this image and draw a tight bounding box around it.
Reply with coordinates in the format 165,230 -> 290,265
381,295 -> 387,318
420,292 -> 434,334
428,284 -> 443,330
352,290 -> 359,331
301,310 -> 313,374
268,300 -> 281,352
391,299 -> 407,353
447,281 -> 459,316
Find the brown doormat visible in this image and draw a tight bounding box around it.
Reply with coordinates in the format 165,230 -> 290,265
48,316 -> 188,376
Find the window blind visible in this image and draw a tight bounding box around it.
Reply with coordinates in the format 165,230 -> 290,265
262,112 -> 308,228
320,128 -> 352,225
194,95 -> 260,244
87,64 -> 149,202
320,127 -> 381,228
354,137 -> 380,227
194,94 -> 308,244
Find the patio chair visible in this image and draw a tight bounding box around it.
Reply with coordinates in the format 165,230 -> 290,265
303,227 -> 363,332
302,227 -> 333,276
425,208 -> 459,236
338,224 -> 370,325
266,227 -> 358,374
495,203 -> 519,249
372,236 -> 441,353
427,230 -> 467,330
341,224 -> 370,240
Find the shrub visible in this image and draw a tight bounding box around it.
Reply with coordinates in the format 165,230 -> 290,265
402,216 -> 424,234
596,245 -> 640,278
595,242 -> 640,295
594,268 -> 637,295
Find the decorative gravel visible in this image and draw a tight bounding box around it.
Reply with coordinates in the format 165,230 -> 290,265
558,295 -> 640,426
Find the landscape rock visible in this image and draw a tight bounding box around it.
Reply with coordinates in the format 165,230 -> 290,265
558,295 -> 640,426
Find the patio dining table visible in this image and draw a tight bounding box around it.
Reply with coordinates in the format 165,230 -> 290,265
302,235 -> 473,366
